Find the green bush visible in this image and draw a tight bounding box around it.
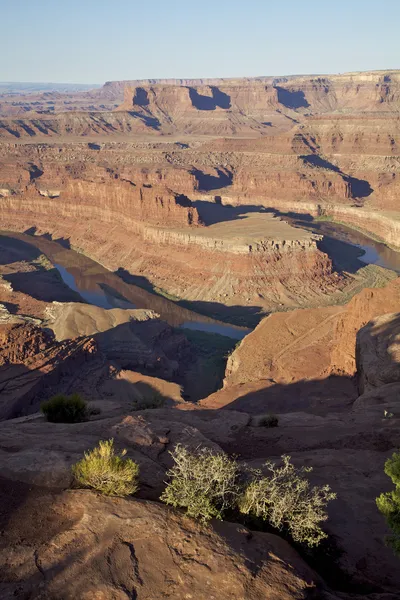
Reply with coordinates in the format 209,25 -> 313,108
72,438 -> 139,497
238,455 -> 336,547
376,451 -> 400,556
160,444 -> 240,522
41,393 -> 88,423
258,414 -> 279,428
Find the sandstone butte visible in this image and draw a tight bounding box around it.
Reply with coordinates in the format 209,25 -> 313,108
0,70 -> 400,599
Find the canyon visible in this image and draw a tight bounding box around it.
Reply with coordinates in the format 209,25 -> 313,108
0,69 -> 400,599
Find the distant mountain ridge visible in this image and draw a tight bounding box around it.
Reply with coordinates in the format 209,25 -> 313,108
0,82 -> 101,94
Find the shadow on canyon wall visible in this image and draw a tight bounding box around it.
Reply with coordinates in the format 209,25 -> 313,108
301,154 -> 374,200
219,374 -> 358,421
128,111 -> 161,131
0,233 -> 42,264
192,199 -> 268,225
115,267 -> 264,328
4,269 -> 83,303
274,86 -> 310,109
0,301 -> 19,314
24,227 -> 71,248
191,168 -> 233,191
189,86 -> 231,110
132,87 -> 150,106
2,231 -> 262,329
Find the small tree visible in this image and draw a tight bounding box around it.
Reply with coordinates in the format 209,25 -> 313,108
72,439 -> 139,497
238,455 -> 336,546
41,393 -> 88,423
376,451 -> 400,556
160,444 -> 240,522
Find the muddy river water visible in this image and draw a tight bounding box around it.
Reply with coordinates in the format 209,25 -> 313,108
1,231 -> 250,339
289,218 -> 400,274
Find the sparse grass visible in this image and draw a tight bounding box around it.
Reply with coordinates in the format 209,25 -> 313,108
239,455 -> 336,547
132,391 -> 165,411
72,438 -> 139,496
154,286 -> 181,301
41,393 -> 88,423
258,414 -> 279,428
160,444 -> 240,522
32,253 -> 53,271
376,451 -> 400,556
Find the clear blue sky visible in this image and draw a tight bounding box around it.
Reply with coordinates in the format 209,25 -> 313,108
1,0 -> 399,84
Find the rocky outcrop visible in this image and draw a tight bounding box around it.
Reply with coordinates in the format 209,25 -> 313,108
0,488 -> 333,600
356,312 -> 400,394
330,279 -> 400,375
46,303 -> 160,340
46,302 -> 190,379
214,278 -> 400,397
114,71 -> 400,136
198,277 -> 400,593
1,276 -> 400,593
0,308 -> 191,420
0,322 -> 99,420
222,305 -> 344,389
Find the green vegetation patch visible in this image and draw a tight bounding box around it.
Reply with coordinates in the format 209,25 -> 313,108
72,438 -> 139,497
160,444 -> 240,522
161,445 -> 335,547
41,393 -> 88,423
376,451 -> 400,556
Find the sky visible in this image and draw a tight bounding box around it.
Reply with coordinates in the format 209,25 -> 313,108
1,0 -> 399,84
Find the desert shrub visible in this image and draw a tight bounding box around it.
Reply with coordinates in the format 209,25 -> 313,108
41,393 -> 88,423
132,391 -> 165,411
238,455 -> 336,546
258,414 -> 279,428
72,438 -> 139,497
160,444 -> 240,522
376,451 -> 400,556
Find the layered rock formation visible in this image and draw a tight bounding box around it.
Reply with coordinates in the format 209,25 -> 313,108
0,69 -> 399,310
1,69 -> 400,599
1,278 -> 400,594
46,302 -> 190,379
0,239 -> 399,595
203,277 -> 400,408
0,149 -> 340,312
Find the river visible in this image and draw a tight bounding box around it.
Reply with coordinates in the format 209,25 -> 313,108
1,231 -> 250,340
2,220 -> 399,341
284,216 -> 400,274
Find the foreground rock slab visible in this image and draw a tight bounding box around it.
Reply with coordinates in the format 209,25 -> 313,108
0,488 -> 334,600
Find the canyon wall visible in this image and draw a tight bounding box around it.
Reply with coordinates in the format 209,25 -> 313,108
0,69 -> 399,308
0,189 -> 335,312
